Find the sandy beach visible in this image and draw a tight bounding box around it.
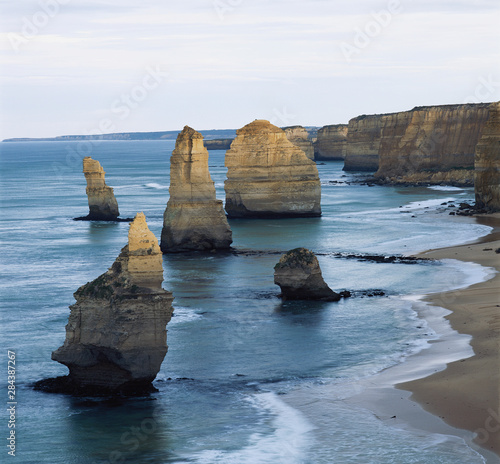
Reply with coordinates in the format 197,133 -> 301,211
398,213 -> 500,458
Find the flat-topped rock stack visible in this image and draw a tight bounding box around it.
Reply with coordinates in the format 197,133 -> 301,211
50,213 -> 174,394
81,156 -> 120,220
284,126 -> 315,160
161,126 -> 232,252
224,120 -> 321,218
475,101 -> 500,212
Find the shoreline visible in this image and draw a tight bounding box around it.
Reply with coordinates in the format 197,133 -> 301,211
396,212 -> 500,459
278,212 -> 500,462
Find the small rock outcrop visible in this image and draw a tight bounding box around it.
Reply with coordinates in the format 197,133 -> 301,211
284,126 -> 315,160
161,126 -> 232,252
225,120 -> 321,218
475,101 -> 500,212
274,248 -> 340,301
81,157 -> 120,220
51,213 -> 174,394
314,124 -> 348,160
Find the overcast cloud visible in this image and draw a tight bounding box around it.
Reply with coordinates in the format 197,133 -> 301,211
0,0 -> 499,138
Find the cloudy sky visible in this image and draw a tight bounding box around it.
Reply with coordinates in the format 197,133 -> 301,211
1,0 -> 499,139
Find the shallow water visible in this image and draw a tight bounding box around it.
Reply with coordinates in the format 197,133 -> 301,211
0,140 -> 492,463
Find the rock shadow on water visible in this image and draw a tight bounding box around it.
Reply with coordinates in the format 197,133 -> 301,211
62,395 -> 175,463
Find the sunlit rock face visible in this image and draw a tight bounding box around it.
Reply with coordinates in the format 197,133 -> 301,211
52,213 -> 174,393
224,120 -> 321,218
373,103 -> 491,185
82,157 -> 120,220
284,125 -> 315,160
160,126 -> 232,252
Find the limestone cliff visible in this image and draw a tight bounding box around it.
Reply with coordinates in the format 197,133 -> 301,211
314,124 -> 348,160
81,157 -> 120,220
343,114 -> 391,171
374,103 -> 491,184
161,126 -> 232,252
274,248 -> 340,301
284,126 -> 315,160
224,120 -> 321,218
52,213 -> 174,393
475,102 -> 500,211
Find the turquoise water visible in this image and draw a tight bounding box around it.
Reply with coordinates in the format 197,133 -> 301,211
0,140 -> 493,463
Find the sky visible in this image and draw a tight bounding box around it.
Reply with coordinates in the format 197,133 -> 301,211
0,0 -> 499,139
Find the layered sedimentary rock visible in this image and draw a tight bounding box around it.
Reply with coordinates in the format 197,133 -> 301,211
161,126 -> 232,252
343,114 -> 391,171
274,248 -> 340,301
475,102 -> 500,211
284,126 -> 315,160
82,157 -> 120,220
314,124 -> 348,160
224,120 -> 321,218
374,103 -> 491,184
52,213 -> 174,393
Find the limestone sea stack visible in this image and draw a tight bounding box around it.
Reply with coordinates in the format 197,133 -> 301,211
475,101 -> 500,212
81,156 -> 120,220
51,213 -> 174,394
274,248 -> 340,301
224,120 -> 321,218
284,126 -> 315,160
314,124 -> 348,160
161,126 -> 232,252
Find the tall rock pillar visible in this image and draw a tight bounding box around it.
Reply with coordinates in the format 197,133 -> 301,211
161,126 -> 233,252
52,213 -> 174,393
82,157 -> 120,220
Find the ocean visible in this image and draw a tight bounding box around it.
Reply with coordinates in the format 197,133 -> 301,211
0,140 -> 495,463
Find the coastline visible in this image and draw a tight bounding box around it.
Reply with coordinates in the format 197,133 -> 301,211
397,212 -> 500,458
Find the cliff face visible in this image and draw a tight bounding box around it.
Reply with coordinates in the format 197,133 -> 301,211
161,126 -> 232,252
224,120 -> 321,218
374,103 -> 491,184
284,126 -> 315,160
314,124 -> 348,160
82,157 -> 120,220
475,102 -> 500,211
52,213 -> 174,393
343,115 -> 389,171
274,248 -> 340,301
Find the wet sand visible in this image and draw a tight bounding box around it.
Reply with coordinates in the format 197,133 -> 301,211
398,213 -> 500,458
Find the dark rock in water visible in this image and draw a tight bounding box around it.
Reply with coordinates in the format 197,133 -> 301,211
274,248 -> 340,301
46,213 -> 174,395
